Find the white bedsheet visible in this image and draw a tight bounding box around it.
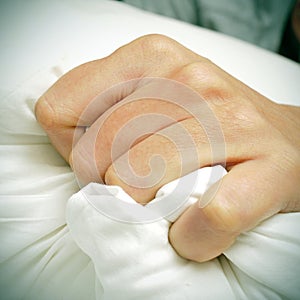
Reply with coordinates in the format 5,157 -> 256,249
1,1 -> 300,299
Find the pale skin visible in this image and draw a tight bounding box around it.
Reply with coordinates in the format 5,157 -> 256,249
35,34 -> 300,262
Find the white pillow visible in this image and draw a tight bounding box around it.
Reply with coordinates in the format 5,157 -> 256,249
1,1 -> 299,299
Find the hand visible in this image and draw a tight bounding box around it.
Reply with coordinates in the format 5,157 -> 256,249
35,34 -> 300,262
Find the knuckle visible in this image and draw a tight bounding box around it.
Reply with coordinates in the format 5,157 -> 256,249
104,164 -> 118,186
219,99 -> 264,133
181,59 -> 214,75
174,61 -> 231,99
35,94 -> 57,131
177,60 -> 214,80
137,34 -> 178,53
132,34 -> 197,69
202,194 -> 245,234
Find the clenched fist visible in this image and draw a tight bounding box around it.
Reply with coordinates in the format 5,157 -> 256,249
35,34 -> 300,262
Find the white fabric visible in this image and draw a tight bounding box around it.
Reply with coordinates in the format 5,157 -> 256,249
67,181 -> 300,300
1,0 -> 300,299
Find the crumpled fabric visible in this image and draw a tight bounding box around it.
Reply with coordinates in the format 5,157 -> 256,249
1,1 -> 300,299
66,175 -> 300,300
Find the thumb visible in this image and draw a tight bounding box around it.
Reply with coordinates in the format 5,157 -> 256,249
169,159 -> 288,262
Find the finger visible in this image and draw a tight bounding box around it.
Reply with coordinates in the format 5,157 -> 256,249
35,35 -> 199,160
71,95 -> 196,186
104,119 -> 204,203
104,111 -> 260,204
103,85 -> 270,204
71,75 -> 224,186
168,158 -> 289,262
